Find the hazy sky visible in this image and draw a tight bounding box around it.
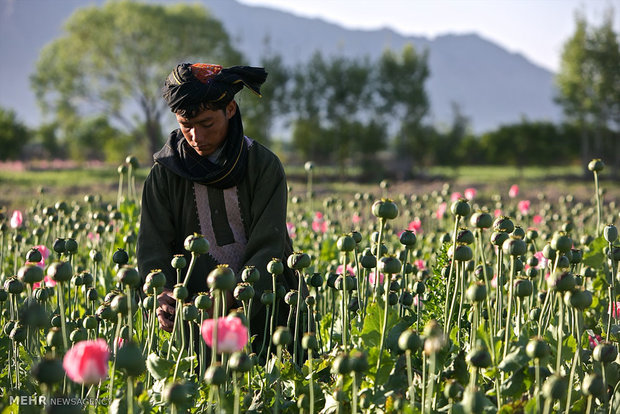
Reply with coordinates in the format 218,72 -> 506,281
239,0 -> 619,72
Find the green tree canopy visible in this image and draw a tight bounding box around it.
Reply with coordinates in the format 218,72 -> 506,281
0,107 -> 30,160
31,0 -> 241,160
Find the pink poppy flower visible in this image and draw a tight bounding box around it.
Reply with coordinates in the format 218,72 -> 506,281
450,192 -> 463,202
87,232 -> 100,243
509,184 -> 519,198
518,200 -> 531,215
413,295 -> 423,307
10,210 -> 23,229
491,274 -> 498,288
464,188 -> 477,200
415,259 -> 426,270
494,209 -> 502,217
609,301 -> 620,319
201,316 -> 248,354
368,272 -> 385,286
32,275 -> 57,289
286,222 -> 296,239
336,264 -> 355,277
436,202 -> 447,220
314,211 -> 323,220
588,334 -> 603,349
352,213 -> 361,225
408,218 -> 422,234
534,251 -> 548,270
63,339 -> 110,385
533,215 -> 543,225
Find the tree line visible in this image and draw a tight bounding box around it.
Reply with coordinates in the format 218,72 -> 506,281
1,1 -> 618,177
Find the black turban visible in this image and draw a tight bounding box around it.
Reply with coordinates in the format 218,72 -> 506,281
162,63 -> 268,113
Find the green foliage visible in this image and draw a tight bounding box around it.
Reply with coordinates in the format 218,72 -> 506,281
0,107 -> 30,160
31,0 -> 242,158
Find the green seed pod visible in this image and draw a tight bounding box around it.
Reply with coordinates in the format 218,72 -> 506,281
173,284 -> 189,301
302,333 -> 319,351
378,255 -> 401,274
461,387 -> 486,414
184,233 -> 209,255
400,291 -> 414,307
116,341 -> 146,377
398,330 -> 421,352
564,289 -> 592,310
527,228 -> 539,241
502,237 -> 527,257
241,266 -> 261,283
52,238 -> 66,254
96,303 -> 115,321
18,264 -> 44,285
467,345 -> 492,368
351,231 -> 362,244
443,379 -> 464,400
337,234 -> 356,252
267,259 -> 284,275
526,337 -> 550,359
588,158 -> 604,172
171,254 -> 187,270
111,293 -> 129,315
360,251 -> 377,269
309,272 -> 324,288
64,238 -> 78,254
287,252 -> 311,270
229,352 -> 252,373
146,270 -> 166,288
413,281 -> 426,295
117,265 -> 140,287
451,199 -> 471,218
547,270 -> 576,292
89,249 -> 103,263
470,211 -> 493,229
490,231 -> 509,247
514,278 -> 533,298
399,230 -> 417,247
164,381 -> 190,407
47,261 -> 73,283
466,282 -> 487,302
542,374 -> 567,401
493,216 -> 514,233
260,291 -> 275,306
372,199 -> 399,220
529,307 -> 541,321
332,353 -> 352,375
234,283 -> 255,302
112,248 -> 129,265
450,244 -> 473,262
34,287 -> 49,302
593,342 -> 617,363
69,328 -> 87,343
207,265 -> 236,291
473,264 -> 493,281
349,349 -> 369,373
582,373 -> 605,398
604,225 -> 618,243
10,322 -> 27,343
26,247 -> 42,263
511,226 -> 526,240
456,228 -> 475,245
194,293 -> 213,310
273,326 -> 292,346
32,357 -> 65,385
83,315 -> 97,330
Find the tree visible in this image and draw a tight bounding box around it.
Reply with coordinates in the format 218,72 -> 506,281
31,1 -> 242,159
0,107 -> 30,160
555,11 -> 620,173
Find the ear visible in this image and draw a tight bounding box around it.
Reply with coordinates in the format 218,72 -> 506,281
226,100 -> 237,119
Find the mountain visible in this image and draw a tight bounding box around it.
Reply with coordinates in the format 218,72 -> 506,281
0,0 -> 561,133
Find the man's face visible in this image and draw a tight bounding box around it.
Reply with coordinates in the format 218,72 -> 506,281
175,100 -> 237,157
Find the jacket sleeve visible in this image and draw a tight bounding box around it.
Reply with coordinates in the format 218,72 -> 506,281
136,164 -> 178,289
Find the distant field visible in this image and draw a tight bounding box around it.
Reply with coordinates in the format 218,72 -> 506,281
0,164 -> 618,212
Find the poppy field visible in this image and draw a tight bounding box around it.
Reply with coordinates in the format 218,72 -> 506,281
0,159 -> 619,413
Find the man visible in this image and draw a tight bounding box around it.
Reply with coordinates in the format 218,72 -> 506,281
137,63 -> 299,346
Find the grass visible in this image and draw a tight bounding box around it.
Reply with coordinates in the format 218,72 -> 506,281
0,163 -> 618,212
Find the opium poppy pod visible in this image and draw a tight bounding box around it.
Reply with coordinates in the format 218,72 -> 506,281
18,264 -> 44,285
267,259 -> 284,275
25,247 -> 42,264
272,326 -> 292,346
378,255 -> 401,275
564,288 -> 592,310
465,282 -> 487,302
372,199 -> 399,220
112,248 -> 129,266
207,265 -> 236,291
582,373 -> 605,398
173,284 -> 189,301
547,270 -> 576,292
47,261 -> 72,283
513,278 -> 533,298
171,254 -> 187,269
399,230 -> 417,247
337,234 -> 356,252
603,224 -> 618,243
502,237 -> 527,257
302,333 -> 319,351
551,232 -> 572,254
184,233 -> 210,255
455,228 -> 475,245
493,216 -> 514,234
470,211 -> 492,229
466,345 -> 492,368
64,238 -> 78,254
194,293 -> 213,310
542,374 -> 567,401
241,266 -> 261,283
490,231 -> 509,247
146,269 -> 166,288
588,158 -> 604,172
116,341 -> 146,377
117,265 -> 140,287
398,330 -> 421,352
287,252 -> 311,270
592,341 -> 617,363
234,283 -> 255,302
450,199 -> 471,218
205,364 -> 226,386
449,244 -> 473,262
32,357 -> 65,386
511,226 -> 526,240
229,351 -> 252,373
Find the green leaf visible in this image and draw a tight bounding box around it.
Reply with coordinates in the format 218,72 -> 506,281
146,353 -> 174,380
498,346 -> 530,372
583,235 -> 607,268
385,316 -> 415,352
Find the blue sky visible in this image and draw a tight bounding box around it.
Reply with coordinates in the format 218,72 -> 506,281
239,0 -> 619,72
